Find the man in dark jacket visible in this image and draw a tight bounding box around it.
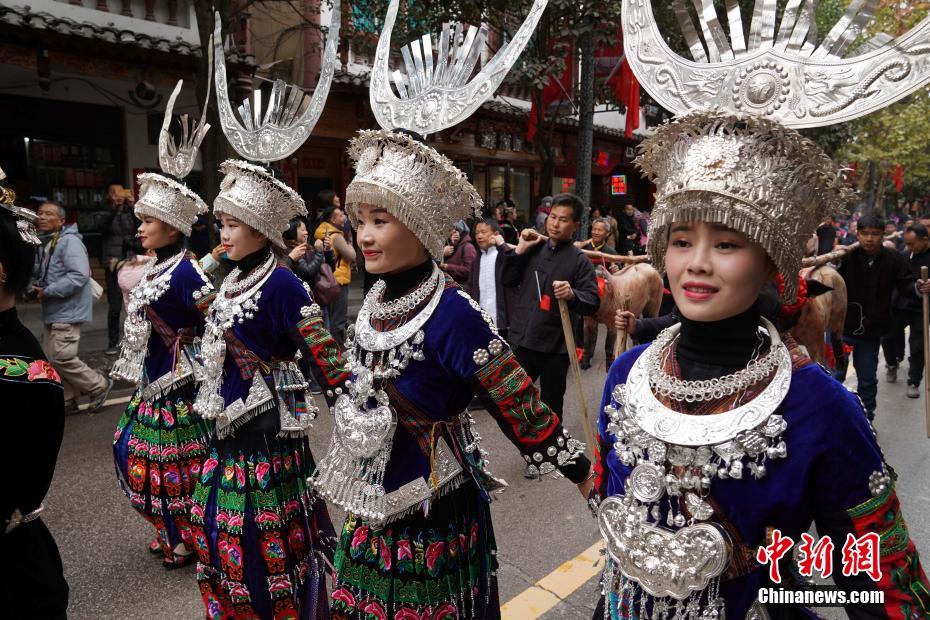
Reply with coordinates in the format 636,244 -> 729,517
100,184 -> 138,354
883,224 -> 930,398
502,192 -> 599,419
834,214 -> 927,420
467,218 -> 516,340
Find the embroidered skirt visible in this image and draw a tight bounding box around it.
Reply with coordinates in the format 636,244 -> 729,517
113,381 -> 212,562
331,480 -> 500,620
190,409 -> 334,620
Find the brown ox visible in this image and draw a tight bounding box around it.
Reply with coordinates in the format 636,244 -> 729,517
582,263 -> 664,369
788,265 -> 847,366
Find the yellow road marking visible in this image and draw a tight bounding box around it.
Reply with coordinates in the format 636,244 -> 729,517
501,540 -> 604,619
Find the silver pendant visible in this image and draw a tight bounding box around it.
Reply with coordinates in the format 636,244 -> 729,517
629,463 -> 666,503
599,494 -> 730,600
684,492 -> 715,521
332,394 -> 397,458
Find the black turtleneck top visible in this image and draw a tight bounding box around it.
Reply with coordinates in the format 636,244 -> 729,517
675,302 -> 770,382
153,239 -> 185,263
381,259 -> 435,302
234,245 -> 273,277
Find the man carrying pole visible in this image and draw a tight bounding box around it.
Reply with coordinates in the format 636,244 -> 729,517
502,193 -> 600,473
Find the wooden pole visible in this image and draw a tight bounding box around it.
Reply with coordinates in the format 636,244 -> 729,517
922,266 -> 930,438
801,242 -> 859,268
557,298 -> 596,460
613,294 -> 632,360
520,229 -> 651,264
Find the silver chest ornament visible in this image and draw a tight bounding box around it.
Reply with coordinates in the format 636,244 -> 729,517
194,254 -> 276,420
110,251 -> 188,384
598,319 -> 792,620
310,267 -> 443,523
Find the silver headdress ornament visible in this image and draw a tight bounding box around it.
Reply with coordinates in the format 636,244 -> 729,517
623,0 -> 930,127
212,3 -> 339,247
133,66 -> 213,236
347,0 -> 547,258
0,165 -> 40,245
621,0 -> 930,303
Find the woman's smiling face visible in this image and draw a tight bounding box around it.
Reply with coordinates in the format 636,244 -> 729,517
665,220 -> 774,322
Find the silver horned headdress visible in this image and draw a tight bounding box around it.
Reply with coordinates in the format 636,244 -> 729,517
134,72 -> 212,237
623,0 -> 930,126
0,165 -> 40,245
346,0 -> 547,259
212,3 -> 339,247
622,0 -> 930,302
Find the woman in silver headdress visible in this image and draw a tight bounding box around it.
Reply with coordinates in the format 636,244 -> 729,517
595,1 -> 930,618
314,129 -> 593,620
187,13 -> 349,615
0,167 -> 69,618
308,1 -> 596,616
110,81 -> 216,568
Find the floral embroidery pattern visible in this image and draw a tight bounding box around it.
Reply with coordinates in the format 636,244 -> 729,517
0,357 -> 60,384
191,437 -> 327,619
113,388 -> 210,563
331,501 -> 495,620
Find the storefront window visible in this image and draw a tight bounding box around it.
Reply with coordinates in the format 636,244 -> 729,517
488,165 -> 506,213
509,167 -> 531,225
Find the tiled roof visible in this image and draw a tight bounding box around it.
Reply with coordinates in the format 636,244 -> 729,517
0,4 -> 253,64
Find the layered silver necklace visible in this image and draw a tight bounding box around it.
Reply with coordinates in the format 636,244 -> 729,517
111,250 -> 186,384
194,253 -> 276,419
599,318 -> 791,620
311,265 -> 443,523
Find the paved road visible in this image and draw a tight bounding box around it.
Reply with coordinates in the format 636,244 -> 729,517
34,300 -> 930,618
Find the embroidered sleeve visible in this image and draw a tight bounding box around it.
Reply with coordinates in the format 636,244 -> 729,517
293,303 -> 350,390
445,290 -> 589,483
816,470 -> 929,619
0,357 -> 61,386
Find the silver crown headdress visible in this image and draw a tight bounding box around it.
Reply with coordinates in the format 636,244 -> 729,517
622,0 -> 930,302
0,165 -> 40,245
346,0 -> 548,259
212,3 -> 339,248
133,68 -> 212,236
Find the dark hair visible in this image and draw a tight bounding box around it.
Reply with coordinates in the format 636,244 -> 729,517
906,223 -> 930,239
476,218 -> 501,233
857,213 -> 885,232
550,192 -> 585,222
317,189 -> 337,208
0,211 -> 36,295
322,205 -> 344,223
282,216 -> 307,244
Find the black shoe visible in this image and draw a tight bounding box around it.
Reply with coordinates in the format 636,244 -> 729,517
579,358 -> 592,370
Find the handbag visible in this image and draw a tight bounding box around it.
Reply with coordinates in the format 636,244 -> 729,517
313,261 -> 341,306
90,277 -> 104,301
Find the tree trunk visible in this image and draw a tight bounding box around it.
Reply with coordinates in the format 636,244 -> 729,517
576,31 -> 595,238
